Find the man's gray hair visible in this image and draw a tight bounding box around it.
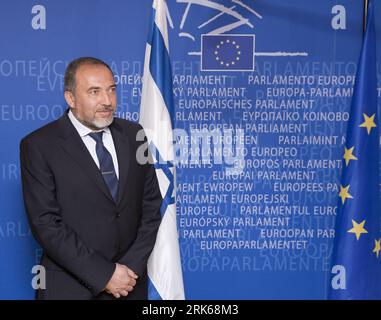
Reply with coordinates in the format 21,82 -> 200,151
64,57 -> 113,93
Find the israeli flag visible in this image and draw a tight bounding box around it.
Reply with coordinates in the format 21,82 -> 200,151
139,0 -> 185,300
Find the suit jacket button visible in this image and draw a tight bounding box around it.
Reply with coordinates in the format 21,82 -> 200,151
116,212 -> 121,218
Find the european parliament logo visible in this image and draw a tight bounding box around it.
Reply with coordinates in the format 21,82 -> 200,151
201,34 -> 255,71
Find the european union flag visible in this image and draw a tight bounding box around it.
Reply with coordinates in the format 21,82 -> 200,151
201,34 -> 254,71
329,0 -> 381,300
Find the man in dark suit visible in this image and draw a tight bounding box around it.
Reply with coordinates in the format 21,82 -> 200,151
20,57 -> 162,300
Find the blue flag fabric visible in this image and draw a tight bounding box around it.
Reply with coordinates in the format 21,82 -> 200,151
201,34 -> 254,71
329,0 -> 381,300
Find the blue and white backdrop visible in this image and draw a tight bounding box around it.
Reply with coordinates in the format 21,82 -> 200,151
0,0 -> 380,299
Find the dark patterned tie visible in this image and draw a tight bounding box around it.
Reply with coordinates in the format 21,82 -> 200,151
88,131 -> 119,202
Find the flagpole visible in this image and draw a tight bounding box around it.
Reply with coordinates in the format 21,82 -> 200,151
363,0 -> 369,33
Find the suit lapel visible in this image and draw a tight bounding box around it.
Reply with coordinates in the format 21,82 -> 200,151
57,112 -> 115,203
109,120 -> 130,205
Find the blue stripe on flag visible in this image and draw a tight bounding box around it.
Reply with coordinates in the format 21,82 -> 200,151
147,8 -> 155,45
148,278 -> 162,300
149,21 -> 174,128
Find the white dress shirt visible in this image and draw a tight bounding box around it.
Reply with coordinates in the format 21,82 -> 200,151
68,110 -> 119,179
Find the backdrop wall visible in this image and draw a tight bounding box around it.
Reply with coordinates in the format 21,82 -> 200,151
0,0 -> 380,299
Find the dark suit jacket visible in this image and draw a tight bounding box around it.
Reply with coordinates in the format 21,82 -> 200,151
20,111 -> 162,300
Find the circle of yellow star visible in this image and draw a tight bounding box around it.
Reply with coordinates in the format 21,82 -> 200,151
214,38 -> 241,67
339,184 -> 353,204
359,113 -> 377,135
373,239 -> 381,258
347,219 -> 368,240
343,146 -> 358,167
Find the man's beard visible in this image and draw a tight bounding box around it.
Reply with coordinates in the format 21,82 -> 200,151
79,112 -> 115,131
91,114 -> 114,129
72,107 -> 115,131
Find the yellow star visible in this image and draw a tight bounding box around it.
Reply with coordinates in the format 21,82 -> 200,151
343,146 -> 358,167
359,113 -> 377,135
348,219 -> 368,240
373,239 -> 381,258
339,185 -> 353,204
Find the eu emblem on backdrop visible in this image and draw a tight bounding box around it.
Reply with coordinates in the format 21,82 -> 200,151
201,34 -> 255,71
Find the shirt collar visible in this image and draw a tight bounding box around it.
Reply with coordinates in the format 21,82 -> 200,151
68,109 -> 111,137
